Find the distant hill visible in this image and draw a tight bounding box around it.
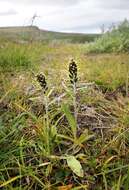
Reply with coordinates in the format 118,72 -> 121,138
0,26 -> 100,43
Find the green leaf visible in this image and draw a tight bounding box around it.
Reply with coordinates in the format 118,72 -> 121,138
77,129 -> 94,145
50,125 -> 57,139
124,167 -> 129,190
67,156 -> 84,177
62,104 -> 77,139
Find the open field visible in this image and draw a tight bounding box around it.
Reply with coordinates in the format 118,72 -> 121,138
0,39 -> 129,189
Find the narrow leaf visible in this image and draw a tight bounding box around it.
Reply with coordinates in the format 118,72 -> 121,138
0,176 -> 22,188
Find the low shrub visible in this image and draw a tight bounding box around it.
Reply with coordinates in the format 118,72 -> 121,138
86,19 -> 129,53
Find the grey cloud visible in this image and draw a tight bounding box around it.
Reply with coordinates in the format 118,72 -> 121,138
41,7 -> 129,33
95,0 -> 129,10
64,20 -> 121,33
3,0 -> 83,6
0,9 -> 18,16
2,0 -> 129,9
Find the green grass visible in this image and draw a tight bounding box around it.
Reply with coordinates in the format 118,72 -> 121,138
0,39 -> 129,189
0,46 -> 31,72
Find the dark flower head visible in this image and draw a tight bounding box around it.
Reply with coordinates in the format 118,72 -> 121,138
69,59 -> 78,84
36,73 -> 48,94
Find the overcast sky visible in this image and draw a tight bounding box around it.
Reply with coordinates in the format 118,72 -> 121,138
0,0 -> 129,33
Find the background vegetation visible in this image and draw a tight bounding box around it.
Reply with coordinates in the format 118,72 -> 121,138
86,19 -> 129,53
0,26 -> 99,43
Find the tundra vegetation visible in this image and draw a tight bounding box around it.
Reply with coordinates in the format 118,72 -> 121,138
0,20 -> 129,189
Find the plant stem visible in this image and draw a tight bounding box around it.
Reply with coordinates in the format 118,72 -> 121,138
73,82 -> 78,130
126,73 -> 129,97
44,95 -> 50,155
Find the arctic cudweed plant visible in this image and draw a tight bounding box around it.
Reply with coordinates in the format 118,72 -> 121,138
62,60 -> 94,146
69,59 -> 78,129
36,73 -> 50,155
